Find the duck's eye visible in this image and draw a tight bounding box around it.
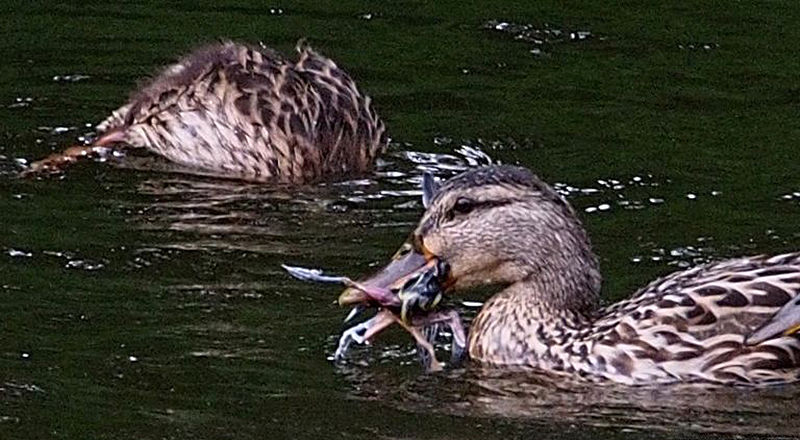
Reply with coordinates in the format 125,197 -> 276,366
445,197 -> 477,221
454,197 -> 477,214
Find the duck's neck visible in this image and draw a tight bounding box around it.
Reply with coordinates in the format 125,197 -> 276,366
468,271 -> 601,367
465,199 -> 603,367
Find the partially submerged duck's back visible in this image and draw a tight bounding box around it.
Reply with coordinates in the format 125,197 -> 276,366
27,41 -> 387,184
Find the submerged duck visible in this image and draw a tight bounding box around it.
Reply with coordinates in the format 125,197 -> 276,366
338,165 -> 800,385
27,41 -> 387,183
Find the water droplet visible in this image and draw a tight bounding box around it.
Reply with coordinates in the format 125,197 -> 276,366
65,259 -> 105,271
52,74 -> 90,83
484,20 -> 595,56
494,22 -> 509,31
461,301 -> 484,308
7,249 -> 32,258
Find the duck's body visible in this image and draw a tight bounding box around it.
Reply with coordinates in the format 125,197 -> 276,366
29,41 -> 386,183
469,251 -> 800,384
347,166 -> 800,385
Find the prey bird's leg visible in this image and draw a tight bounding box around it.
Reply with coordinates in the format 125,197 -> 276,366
360,310 -> 400,341
418,324 -> 441,371
411,309 -> 468,366
422,324 -> 441,345
443,310 -> 468,365
334,309 -> 397,361
396,319 -> 443,372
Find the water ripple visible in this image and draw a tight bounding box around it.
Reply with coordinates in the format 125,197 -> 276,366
554,173 -> 677,214
484,20 -> 597,56
335,364 -> 800,437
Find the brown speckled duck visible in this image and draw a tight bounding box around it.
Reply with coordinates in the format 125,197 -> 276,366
27,41 -> 386,183
338,165 -> 800,385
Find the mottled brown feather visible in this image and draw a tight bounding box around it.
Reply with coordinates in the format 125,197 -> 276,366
43,41 -> 387,183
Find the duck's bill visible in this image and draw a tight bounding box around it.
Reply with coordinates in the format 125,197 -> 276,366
334,246 -> 464,370
338,245 -> 446,309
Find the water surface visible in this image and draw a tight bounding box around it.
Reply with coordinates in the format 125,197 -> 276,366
2,1 -> 800,439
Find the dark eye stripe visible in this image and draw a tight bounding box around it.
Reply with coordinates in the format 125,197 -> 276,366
446,198 -> 512,221
476,199 -> 513,210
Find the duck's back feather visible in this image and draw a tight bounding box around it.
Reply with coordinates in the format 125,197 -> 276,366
98,42 -> 386,183
587,252 -> 800,384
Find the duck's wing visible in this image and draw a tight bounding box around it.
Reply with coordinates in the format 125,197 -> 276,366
592,252 -> 800,383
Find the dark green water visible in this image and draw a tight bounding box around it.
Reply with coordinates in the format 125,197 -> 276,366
2,1 -> 800,439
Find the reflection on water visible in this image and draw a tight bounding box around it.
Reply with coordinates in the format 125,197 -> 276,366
7,97 -> 35,109
454,370 -> 800,436
121,143 -> 494,241
4,246 -> 107,271
782,191 -> 800,202
51,74 -> 91,83
335,360 -> 800,437
484,20 -> 596,56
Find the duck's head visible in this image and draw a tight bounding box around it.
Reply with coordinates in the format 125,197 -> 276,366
340,165 -> 602,320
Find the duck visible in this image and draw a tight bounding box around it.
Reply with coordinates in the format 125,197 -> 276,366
337,165 -> 800,385
25,41 -> 387,183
